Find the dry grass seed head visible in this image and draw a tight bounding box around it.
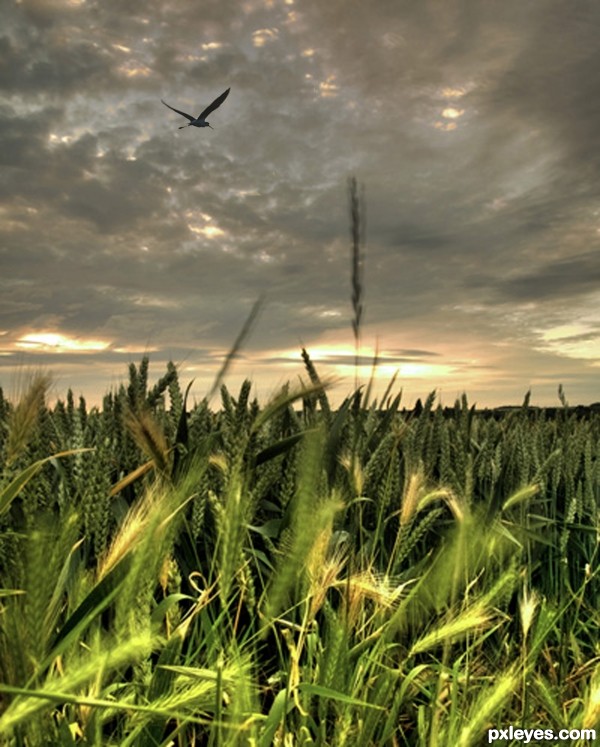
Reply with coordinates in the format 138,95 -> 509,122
582,663 -> 600,730
124,406 -> 170,475
336,568 -> 408,631
305,495 -> 346,618
98,487 -> 162,578
519,584 -> 539,641
339,450 -> 364,496
5,373 -> 51,467
400,467 -> 459,525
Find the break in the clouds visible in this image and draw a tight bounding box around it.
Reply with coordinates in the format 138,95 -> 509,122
1,0 -> 600,407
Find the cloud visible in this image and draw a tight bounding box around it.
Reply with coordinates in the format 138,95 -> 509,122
470,251 -> 600,303
1,1 -> 600,406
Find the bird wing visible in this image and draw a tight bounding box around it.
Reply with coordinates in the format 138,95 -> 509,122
197,88 -> 230,120
161,100 -> 195,121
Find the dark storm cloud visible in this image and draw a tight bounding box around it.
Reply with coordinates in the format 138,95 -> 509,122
0,106 -> 62,169
2,4 -> 116,96
479,1 -> 600,171
468,251 -> 600,303
387,348 -> 440,359
263,350 -> 440,366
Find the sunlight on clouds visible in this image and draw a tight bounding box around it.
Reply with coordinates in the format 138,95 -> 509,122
232,188 -> 260,198
309,345 -> 350,360
124,143 -> 139,161
442,107 -> 465,119
441,86 -> 466,99
273,338 -> 469,386
113,345 -> 159,354
186,211 -> 226,239
266,347 -> 313,365
188,224 -> 225,239
131,295 -> 177,308
327,361 -> 453,379
397,362 -> 454,378
542,323 -> 589,341
254,250 -> 275,264
432,85 -> 472,131
16,333 -> 110,353
319,75 -> 339,97
179,54 -> 205,63
298,346 -> 455,381
441,82 -> 476,98
253,28 -> 279,47
539,321 -> 600,360
0,205 -> 37,232
299,305 -> 342,319
435,121 -> 457,131
117,62 -> 152,78
435,106 -> 465,130
48,133 -> 75,145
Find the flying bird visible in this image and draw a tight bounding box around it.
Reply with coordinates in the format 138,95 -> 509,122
161,87 -> 231,129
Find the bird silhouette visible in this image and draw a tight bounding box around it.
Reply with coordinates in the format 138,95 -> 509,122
161,88 -> 231,129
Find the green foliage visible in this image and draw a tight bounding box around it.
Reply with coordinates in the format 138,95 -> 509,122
0,365 -> 599,745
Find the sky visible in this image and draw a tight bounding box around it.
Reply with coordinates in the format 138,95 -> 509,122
2,0 -> 600,409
